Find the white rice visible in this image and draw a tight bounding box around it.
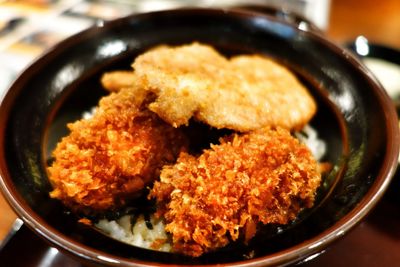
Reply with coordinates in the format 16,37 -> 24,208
295,124 -> 326,161
96,214 -> 171,252
82,107 -> 96,120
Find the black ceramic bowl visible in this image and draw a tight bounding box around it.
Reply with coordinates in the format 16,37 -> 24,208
0,8 -> 398,267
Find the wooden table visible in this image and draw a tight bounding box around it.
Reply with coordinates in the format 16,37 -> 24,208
1,0 -> 400,244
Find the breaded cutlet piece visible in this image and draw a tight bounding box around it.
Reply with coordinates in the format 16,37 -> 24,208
48,87 -> 188,214
149,127 -> 321,257
101,70 -> 136,92
132,43 -> 316,131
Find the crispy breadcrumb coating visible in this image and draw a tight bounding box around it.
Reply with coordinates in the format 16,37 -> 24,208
132,43 -> 316,131
101,70 -> 136,92
48,43 -> 323,257
48,88 -> 188,214
149,127 -> 321,257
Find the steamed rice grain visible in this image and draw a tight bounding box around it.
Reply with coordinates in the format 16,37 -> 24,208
96,214 -> 171,252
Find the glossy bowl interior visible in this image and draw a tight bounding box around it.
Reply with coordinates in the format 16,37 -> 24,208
0,8 -> 398,267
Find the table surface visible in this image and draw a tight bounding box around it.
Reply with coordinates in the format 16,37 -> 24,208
1,0 -> 400,264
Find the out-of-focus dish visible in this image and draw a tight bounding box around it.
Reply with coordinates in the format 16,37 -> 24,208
346,37 -> 400,202
347,36 -> 400,100
0,8 -> 398,267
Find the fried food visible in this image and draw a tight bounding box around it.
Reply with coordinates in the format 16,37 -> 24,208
149,127 -> 321,257
132,43 -> 316,131
48,87 -> 188,214
101,70 -> 136,92
48,43 -> 324,257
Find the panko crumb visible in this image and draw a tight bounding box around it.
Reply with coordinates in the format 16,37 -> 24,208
48,88 -> 188,214
78,217 -> 92,226
149,127 -> 321,257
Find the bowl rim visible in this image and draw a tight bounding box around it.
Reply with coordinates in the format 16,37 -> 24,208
0,7 -> 399,267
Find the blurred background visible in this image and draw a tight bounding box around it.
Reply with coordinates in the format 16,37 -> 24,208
0,0 -> 399,259
1,0 -> 400,97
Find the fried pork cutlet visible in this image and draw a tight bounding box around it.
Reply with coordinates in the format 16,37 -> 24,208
131,43 -> 316,131
149,127 -> 321,257
48,88 -> 188,214
101,70 -> 136,92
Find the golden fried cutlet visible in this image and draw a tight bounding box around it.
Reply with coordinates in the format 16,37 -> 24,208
48,88 -> 188,214
101,70 -> 136,92
132,43 -> 316,131
149,127 -> 321,257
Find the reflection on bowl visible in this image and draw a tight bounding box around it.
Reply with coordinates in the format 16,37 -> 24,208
0,8 -> 398,267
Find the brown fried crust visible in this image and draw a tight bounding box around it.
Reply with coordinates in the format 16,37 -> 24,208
149,127 -> 321,257
101,70 -> 136,92
48,88 -> 188,214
